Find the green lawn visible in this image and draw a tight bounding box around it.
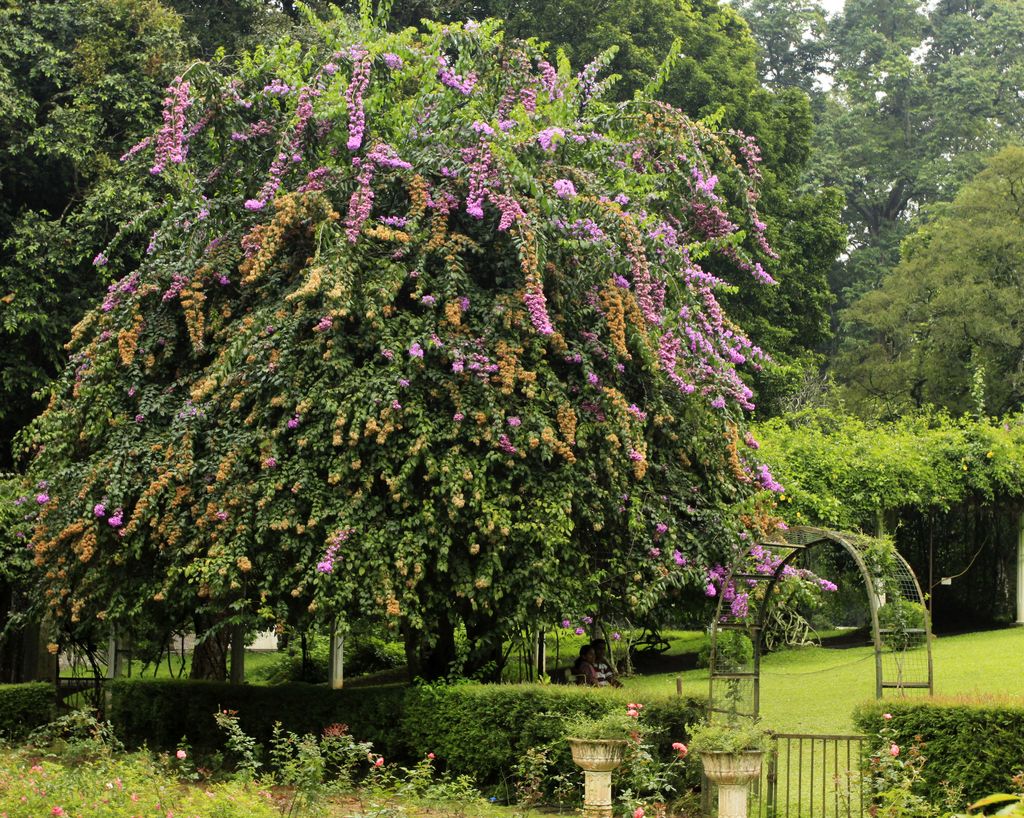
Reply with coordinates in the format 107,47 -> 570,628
624,627 -> 1024,734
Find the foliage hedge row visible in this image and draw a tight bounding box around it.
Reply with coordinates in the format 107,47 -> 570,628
108,679 -> 704,788
854,698 -> 1024,799
0,683 -> 55,738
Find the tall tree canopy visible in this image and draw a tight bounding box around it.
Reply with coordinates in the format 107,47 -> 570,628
837,145 -> 1024,416
16,10 -> 784,679
339,0 -> 844,412
813,0 -> 1024,302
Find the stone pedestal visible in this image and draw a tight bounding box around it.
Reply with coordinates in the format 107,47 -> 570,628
700,751 -> 763,818
568,739 -> 626,818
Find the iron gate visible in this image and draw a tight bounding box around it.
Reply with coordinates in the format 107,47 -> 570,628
754,733 -> 868,818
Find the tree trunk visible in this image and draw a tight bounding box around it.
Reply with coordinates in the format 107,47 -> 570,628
190,617 -> 229,680
464,612 -> 505,682
403,613 -> 458,681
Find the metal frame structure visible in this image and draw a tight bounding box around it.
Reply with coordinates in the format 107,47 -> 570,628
708,526 -> 933,722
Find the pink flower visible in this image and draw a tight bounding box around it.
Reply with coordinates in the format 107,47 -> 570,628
672,742 -> 688,757
176,749 -> 187,760
453,412 -> 465,422
52,808 -> 65,816
627,708 -> 639,718
36,493 -> 50,504
634,808 -> 645,818
374,757 -> 384,767
427,752 -> 435,759
889,744 -> 900,757
883,713 -> 893,720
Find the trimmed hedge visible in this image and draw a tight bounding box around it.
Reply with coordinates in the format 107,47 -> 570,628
108,678 -> 705,790
108,679 -> 409,759
854,698 -> 1024,798
0,683 -> 55,738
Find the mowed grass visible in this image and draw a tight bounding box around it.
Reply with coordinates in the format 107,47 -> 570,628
623,627 -> 1024,734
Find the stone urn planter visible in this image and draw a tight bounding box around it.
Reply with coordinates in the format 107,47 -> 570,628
568,738 -> 627,818
699,750 -> 764,818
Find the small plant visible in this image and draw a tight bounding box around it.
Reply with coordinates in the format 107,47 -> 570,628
213,708 -> 262,779
685,719 -> 769,754
26,708 -> 122,763
565,703 -> 648,742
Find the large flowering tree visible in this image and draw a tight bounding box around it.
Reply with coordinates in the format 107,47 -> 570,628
17,8 -> 784,679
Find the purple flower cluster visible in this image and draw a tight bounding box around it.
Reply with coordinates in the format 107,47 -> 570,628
437,56 -> 477,95
346,48 -> 372,151
523,277 -> 554,335
263,79 -> 291,96
245,85 -> 321,211
755,463 -> 783,493
537,60 -> 563,100
497,434 -> 517,455
553,178 -> 576,198
535,127 -> 564,152
383,52 -> 403,70
317,528 -> 352,574
150,78 -> 192,175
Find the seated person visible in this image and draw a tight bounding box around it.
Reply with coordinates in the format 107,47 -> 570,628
591,639 -> 623,688
571,644 -> 599,686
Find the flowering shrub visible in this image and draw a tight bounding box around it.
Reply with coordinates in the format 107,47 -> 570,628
18,9 -> 783,676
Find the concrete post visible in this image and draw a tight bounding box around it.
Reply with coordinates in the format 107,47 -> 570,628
328,620 -> 344,689
230,624 -> 246,685
107,627 -> 124,679
582,769 -> 614,818
1017,512 -> 1024,625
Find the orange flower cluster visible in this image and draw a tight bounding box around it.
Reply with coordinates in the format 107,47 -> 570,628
496,340 -> 520,393
600,282 -> 630,358
724,422 -> 752,484
407,174 -> 428,219
117,312 -> 145,366
541,425 -> 576,463
180,279 -> 207,350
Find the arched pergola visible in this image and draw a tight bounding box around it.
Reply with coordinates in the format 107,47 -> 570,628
707,525 -> 933,723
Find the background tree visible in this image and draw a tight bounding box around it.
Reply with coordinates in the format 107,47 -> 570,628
732,0 -> 828,94
837,145 -> 1024,416
17,12 -> 784,680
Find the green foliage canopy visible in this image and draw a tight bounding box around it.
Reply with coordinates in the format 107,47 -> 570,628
17,12 -> 783,677
0,0 -> 188,468
755,408 -> 1024,531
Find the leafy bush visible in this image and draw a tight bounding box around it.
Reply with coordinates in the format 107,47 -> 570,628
854,699 -> 1024,800
401,682 -> 705,791
0,683 -> 55,739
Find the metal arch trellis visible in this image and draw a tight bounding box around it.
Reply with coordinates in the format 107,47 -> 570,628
707,525 -> 933,723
